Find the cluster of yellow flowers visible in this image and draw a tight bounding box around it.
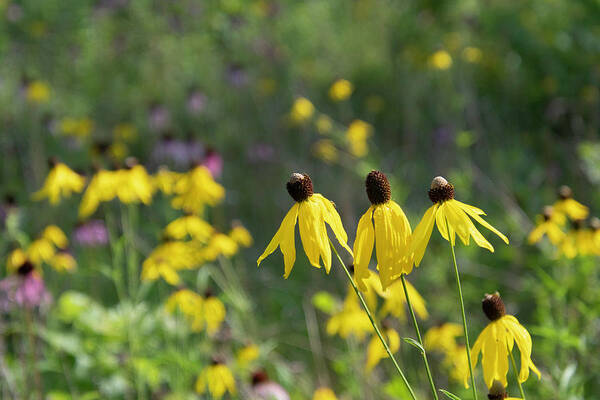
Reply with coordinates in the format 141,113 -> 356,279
8,225 -> 76,273
258,170 -> 539,395
528,185 -> 598,258
288,79 -> 374,163
424,323 -> 470,384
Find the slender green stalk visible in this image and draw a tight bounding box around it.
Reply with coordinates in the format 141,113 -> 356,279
400,274 -> 438,400
449,239 -> 478,400
508,345 -> 526,399
329,239 -> 418,400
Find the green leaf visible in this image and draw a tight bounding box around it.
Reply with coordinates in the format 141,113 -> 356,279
439,389 -> 463,400
403,337 -> 425,354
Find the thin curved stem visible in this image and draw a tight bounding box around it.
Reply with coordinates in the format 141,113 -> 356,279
329,239 -> 418,400
449,239 -> 478,400
401,274 -> 438,400
508,345 -> 526,399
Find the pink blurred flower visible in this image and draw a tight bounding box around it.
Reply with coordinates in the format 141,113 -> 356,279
0,262 -> 50,312
74,220 -> 109,247
202,149 -> 223,178
251,371 -> 290,400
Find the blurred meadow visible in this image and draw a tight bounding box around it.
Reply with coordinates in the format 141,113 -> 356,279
1,0 -> 600,399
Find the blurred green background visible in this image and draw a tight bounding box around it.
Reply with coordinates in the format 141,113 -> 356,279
1,0 -> 600,399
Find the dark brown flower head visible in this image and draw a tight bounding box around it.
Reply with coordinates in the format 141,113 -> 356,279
559,185 -> 573,200
47,157 -> 58,168
590,217 -> 600,231
17,260 -> 35,276
365,170 -> 391,205
572,219 -> 583,231
428,176 -> 455,203
542,206 -> 554,221
482,292 -> 506,321
487,380 -> 507,399
210,355 -> 224,365
204,288 -> 214,298
251,370 -> 269,386
286,173 -> 313,202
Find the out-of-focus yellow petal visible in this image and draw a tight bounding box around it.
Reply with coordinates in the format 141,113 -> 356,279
257,204 -> 299,268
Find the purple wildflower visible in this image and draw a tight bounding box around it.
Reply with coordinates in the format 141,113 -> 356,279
74,220 -> 109,247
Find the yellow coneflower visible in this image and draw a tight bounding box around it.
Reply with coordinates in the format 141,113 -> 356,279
164,215 -> 214,242
257,173 -> 352,278
354,171 -> 412,289
290,97 -> 315,123
345,119 -> 372,158
412,176 -> 509,267
559,219 -> 593,258
553,185 -> 588,221
528,206 -> 565,245
380,278 -> 428,321
202,233 -> 239,261
195,360 -> 236,399
115,160 -> 155,205
326,288 -> 373,341
365,325 -> 400,372
429,50 -> 453,70
198,292 -> 227,334
313,387 -> 338,400
236,344 -> 260,366
42,225 -> 68,249
32,161 -> 85,205
468,293 -> 541,389
141,241 -> 196,285
446,345 -> 470,384
153,166 -> 184,196
172,165 -> 225,214
424,323 -> 463,354
165,289 -> 204,330
328,79 -> 353,102
7,249 -> 27,273
79,168 -> 119,218
27,238 -> 56,265
229,223 -> 253,247
48,252 -> 77,272
26,80 -> 50,104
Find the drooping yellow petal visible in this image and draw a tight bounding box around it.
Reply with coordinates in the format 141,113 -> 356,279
448,200 -> 495,252
298,198 -> 331,272
354,206 -> 375,291
443,201 -> 472,246
411,204 -> 438,267
257,203 -> 299,268
313,193 -> 353,256
435,202 -> 451,243
388,200 -> 412,276
373,205 -> 396,289
502,315 -> 541,383
457,199 -> 509,245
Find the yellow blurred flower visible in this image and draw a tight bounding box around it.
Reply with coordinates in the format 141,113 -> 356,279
553,186 -> 588,221
528,206 -> 565,245
59,117 -> 94,139
326,289 -> 373,341
315,115 -> 333,134
429,50 -> 453,70
257,173 -> 352,278
345,119 -> 372,157
202,233 -> 239,261
27,238 -> 56,265
113,123 -> 137,142
313,387 -> 337,400
141,241 -> 197,285
115,164 -> 155,205
462,46 -> 483,63
424,323 -> 463,354
48,252 -> 77,272
153,167 -> 184,196
166,289 -> 204,330
7,249 -> 27,273
172,166 -> 225,214
312,139 -> 339,163
236,344 -> 260,365
26,81 -> 50,104
446,345 -> 470,384
328,79 -> 353,102
198,294 -> 227,334
79,169 -> 119,218
42,225 -> 68,249
290,97 -> 315,123
365,327 -> 400,372
229,224 -> 253,247
164,215 -> 214,242
195,362 -> 236,399
32,162 -> 86,205
412,176 -> 508,268
380,278 -> 428,321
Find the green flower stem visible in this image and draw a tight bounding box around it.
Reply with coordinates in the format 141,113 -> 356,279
449,239 -> 478,400
401,274 -> 439,400
329,239 -> 418,400
508,345 -> 526,399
